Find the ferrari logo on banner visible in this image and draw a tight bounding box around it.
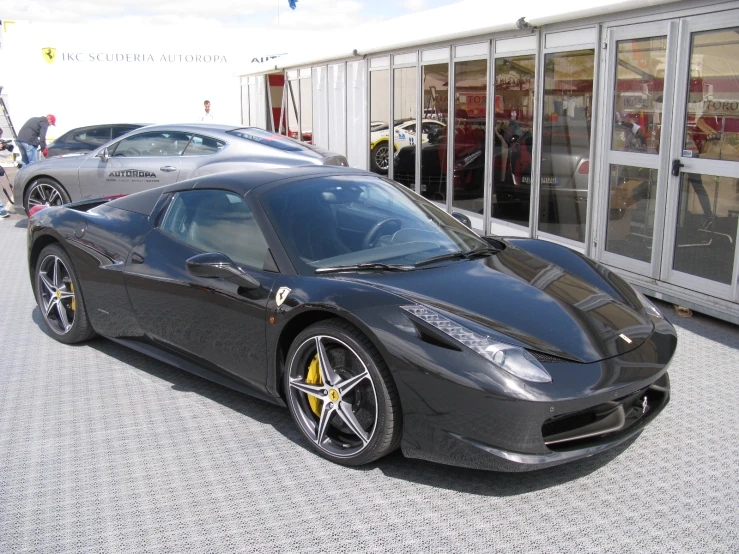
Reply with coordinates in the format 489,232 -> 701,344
42,47 -> 56,64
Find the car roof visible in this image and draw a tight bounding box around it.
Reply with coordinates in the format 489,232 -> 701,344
65,123 -> 147,132
165,166 -> 370,195
135,123 -> 246,134
104,166 -> 372,215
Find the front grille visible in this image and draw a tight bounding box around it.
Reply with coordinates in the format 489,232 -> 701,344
542,372 -> 669,451
542,411 -> 597,438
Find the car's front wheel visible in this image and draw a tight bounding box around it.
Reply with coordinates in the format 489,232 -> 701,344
34,244 -> 96,344
285,319 -> 401,466
24,178 -> 70,213
370,142 -> 391,174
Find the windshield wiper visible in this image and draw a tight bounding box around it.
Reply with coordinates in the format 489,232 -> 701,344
414,246 -> 500,268
315,262 -> 415,274
465,246 -> 501,258
414,251 -> 468,267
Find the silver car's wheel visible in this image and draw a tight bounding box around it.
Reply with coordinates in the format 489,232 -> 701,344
25,179 -> 70,213
35,244 -> 96,344
285,320 -> 401,465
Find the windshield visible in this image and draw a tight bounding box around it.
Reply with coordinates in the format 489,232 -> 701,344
259,174 -> 489,275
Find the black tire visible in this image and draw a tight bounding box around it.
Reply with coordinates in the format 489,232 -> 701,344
284,318 -> 402,466
369,141 -> 391,174
34,243 -> 96,344
24,178 -> 71,213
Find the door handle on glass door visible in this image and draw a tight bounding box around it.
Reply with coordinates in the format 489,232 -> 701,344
671,159 -> 684,177
160,166 -> 177,172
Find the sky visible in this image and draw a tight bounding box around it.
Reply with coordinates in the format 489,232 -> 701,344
0,0 -> 463,29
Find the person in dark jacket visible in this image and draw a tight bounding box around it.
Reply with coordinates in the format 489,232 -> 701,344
17,114 -> 56,165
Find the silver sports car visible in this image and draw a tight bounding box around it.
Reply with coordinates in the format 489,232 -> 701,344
12,124 -> 348,215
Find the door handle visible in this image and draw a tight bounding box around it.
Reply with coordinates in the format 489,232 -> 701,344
160,166 -> 177,172
671,159 -> 684,177
131,253 -> 145,264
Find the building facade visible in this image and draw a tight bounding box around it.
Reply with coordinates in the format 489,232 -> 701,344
240,0 -> 739,324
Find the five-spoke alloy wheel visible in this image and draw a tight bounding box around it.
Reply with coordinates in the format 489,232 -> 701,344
285,320 -> 401,465
35,244 -> 95,344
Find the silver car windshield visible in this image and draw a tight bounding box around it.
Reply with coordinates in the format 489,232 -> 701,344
259,174 -> 490,275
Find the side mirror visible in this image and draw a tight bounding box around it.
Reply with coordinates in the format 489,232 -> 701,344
186,252 -> 260,290
97,147 -> 110,163
451,212 -> 472,228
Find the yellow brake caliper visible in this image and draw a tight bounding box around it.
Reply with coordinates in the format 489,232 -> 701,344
305,354 -> 323,417
70,283 -> 76,311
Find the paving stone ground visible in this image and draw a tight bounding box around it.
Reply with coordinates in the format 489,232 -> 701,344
1,207 -> 737,553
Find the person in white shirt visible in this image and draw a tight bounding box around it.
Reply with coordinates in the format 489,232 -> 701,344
200,100 -> 214,122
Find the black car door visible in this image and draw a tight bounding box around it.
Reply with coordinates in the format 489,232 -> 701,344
123,189 -> 277,393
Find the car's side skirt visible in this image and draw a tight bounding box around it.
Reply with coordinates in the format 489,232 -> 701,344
106,336 -> 285,407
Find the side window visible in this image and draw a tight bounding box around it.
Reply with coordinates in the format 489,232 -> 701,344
111,131 -> 193,157
422,122 -> 441,134
159,190 -> 269,270
183,135 -> 226,156
74,127 -> 112,146
402,123 -> 416,134
112,126 -> 138,139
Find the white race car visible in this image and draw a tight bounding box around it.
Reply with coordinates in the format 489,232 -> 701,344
369,118 -> 445,173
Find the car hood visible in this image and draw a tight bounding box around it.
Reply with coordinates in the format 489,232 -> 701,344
345,246 -> 653,363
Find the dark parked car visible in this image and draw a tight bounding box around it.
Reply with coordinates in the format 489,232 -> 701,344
27,166 -> 676,472
392,119 -> 593,217
46,123 -> 146,158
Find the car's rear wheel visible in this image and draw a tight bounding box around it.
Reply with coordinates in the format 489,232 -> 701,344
24,178 -> 70,213
34,244 -> 96,344
285,319 -> 401,466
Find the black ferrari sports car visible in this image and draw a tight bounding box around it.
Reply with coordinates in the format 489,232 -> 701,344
27,166 -> 676,471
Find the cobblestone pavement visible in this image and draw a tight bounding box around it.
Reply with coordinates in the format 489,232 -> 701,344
1,211 -> 737,553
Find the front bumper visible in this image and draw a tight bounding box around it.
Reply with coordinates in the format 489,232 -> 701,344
401,372 -> 669,472
372,308 -> 677,472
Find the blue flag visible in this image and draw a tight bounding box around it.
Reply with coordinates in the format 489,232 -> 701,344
288,0 -> 298,9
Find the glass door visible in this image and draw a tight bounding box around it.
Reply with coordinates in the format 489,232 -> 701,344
597,21 -> 678,276
662,11 -> 739,302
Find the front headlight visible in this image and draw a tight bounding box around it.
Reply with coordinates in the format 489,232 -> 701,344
635,290 -> 663,319
454,150 -> 482,169
401,305 -> 552,383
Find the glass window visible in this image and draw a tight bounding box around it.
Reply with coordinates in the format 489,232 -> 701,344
241,84 -> 250,126
538,49 -> 595,243
259,174 -> 488,275
682,27 -> 739,161
612,37 -> 667,154
112,126 -> 139,139
74,127 -> 111,146
300,76 -> 313,143
393,66 -> 417,185
370,69 -> 390,174
417,63 -> 449,201
160,190 -> 269,270
285,79 -> 299,140
452,59 -> 487,215
606,165 -> 658,263
268,74 -> 285,134
182,135 -> 225,156
672,172 -> 739,284
492,54 -> 536,227
111,131 -> 193,157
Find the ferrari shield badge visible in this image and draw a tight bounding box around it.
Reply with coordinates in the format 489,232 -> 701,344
42,47 -> 56,64
276,287 -> 291,307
